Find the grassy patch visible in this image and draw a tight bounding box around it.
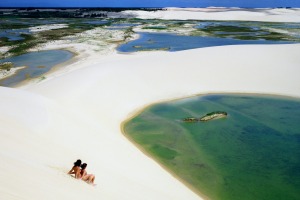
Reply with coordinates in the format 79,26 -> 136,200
234,32 -> 295,41
0,37 -> 10,47
38,76 -> 46,82
8,34 -> 40,55
0,62 -> 14,71
124,27 -> 135,41
0,23 -> 30,29
142,26 -> 167,30
1,22 -> 107,57
38,27 -> 84,40
258,31 -> 292,41
197,22 -> 300,42
201,25 -> 255,33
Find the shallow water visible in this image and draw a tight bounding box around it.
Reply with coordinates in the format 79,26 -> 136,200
0,50 -> 73,86
83,20 -> 109,25
117,32 -> 293,52
118,20 -> 300,52
0,29 -> 31,41
124,94 -> 300,200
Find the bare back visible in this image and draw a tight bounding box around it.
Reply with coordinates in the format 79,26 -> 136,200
68,166 -> 82,179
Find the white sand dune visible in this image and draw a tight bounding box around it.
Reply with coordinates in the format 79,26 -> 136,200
1,43 -> 300,200
114,7 -> 300,22
1,8 -> 300,200
29,24 -> 68,32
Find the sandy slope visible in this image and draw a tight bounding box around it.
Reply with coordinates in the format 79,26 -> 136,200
1,7 -> 300,200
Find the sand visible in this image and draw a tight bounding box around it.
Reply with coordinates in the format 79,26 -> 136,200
0,66 -> 26,80
29,24 -> 68,32
113,7 -> 300,22
1,8 -> 300,200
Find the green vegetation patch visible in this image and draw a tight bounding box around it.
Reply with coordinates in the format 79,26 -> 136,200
1,21 -> 107,57
234,31 -> 294,41
201,25 -> 255,33
124,27 -> 135,41
0,62 -> 13,71
0,36 -> 10,46
142,26 -> 167,30
8,34 -> 40,55
197,22 -> 300,42
0,23 -> 30,29
38,26 -> 84,40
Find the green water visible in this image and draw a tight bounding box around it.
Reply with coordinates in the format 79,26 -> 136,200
124,94 -> 300,200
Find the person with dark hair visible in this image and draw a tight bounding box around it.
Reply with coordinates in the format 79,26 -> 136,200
80,163 -> 96,185
68,159 -> 82,179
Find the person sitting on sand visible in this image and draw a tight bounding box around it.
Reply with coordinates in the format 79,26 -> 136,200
68,159 -> 82,179
80,163 -> 96,185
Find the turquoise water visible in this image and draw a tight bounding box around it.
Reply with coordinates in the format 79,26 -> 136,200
0,50 -> 73,86
124,94 -> 300,200
117,32 -> 294,52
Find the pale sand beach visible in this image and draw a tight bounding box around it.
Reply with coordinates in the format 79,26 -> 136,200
1,8 -> 300,200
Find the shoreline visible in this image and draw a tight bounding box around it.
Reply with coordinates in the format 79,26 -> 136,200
0,66 -> 27,82
14,48 -> 80,87
119,91 -> 296,200
122,91 -> 300,122
18,27 -> 139,88
121,91 -> 300,200
120,114 -> 210,200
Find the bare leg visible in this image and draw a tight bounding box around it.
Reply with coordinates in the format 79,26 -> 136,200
88,175 -> 95,184
81,175 -> 90,182
92,175 -> 95,183
82,174 -> 95,184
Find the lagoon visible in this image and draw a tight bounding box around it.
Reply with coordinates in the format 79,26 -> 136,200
0,29 -> 31,41
124,94 -> 300,200
118,20 -> 300,52
0,50 -> 73,86
117,32 -> 294,52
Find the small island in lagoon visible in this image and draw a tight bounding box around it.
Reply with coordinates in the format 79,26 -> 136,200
183,111 -> 228,122
200,111 -> 228,121
183,117 -> 198,122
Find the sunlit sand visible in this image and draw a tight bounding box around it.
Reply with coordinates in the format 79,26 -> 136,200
1,8 -> 300,200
